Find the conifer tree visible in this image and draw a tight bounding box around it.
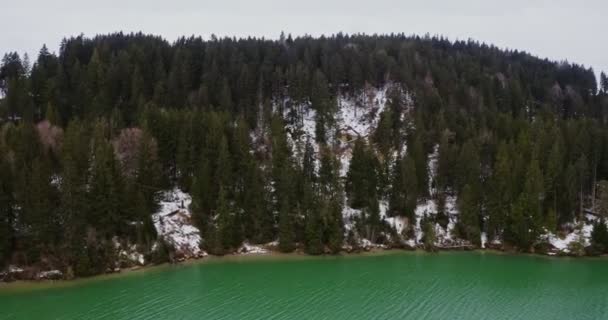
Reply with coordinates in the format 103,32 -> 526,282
243,163 -> 273,243
176,119 -> 195,190
374,109 -> 394,158
311,70 -> 334,144
506,159 -> 544,249
388,155 -> 418,220
457,184 -> 481,245
410,137 -> 429,197
88,129 -> 125,237
544,139 -> 563,228
601,72 -> 608,94
305,200 -> 323,255
436,130 -> 454,191
0,149 -> 14,267
278,193 -> 296,253
216,186 -> 236,251
591,219 -> 608,253
487,142 -> 512,240
191,157 -> 213,231
135,131 -> 162,212
346,138 -> 378,209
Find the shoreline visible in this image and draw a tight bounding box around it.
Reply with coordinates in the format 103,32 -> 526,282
2,247 -> 607,291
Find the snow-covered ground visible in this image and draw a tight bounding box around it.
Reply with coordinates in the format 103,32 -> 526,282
237,242 -> 270,255
412,196 -> 459,247
152,189 -> 205,258
336,86 -> 390,138
118,243 -> 145,266
334,85 -> 411,228
540,214 -> 605,254
329,85 -> 466,248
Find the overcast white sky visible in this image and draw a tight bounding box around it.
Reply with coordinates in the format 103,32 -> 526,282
1,0 -> 606,77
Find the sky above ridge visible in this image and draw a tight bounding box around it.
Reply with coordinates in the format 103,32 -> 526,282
1,0 -> 606,77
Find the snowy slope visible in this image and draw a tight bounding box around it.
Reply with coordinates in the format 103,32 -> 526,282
152,189 -> 205,258
277,84 -> 469,249
540,214 -> 606,254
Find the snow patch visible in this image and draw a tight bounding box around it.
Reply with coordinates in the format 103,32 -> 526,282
152,188 -> 203,258
37,270 -> 63,280
540,215 -> 604,254
238,242 -> 269,255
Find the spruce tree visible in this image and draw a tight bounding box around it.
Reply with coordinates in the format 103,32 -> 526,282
243,163 -> 273,243
216,186 -> 235,251
326,196 -> 345,253
346,138 -> 377,209
0,149 -> 14,267
487,142 -> 512,240
88,130 -> 125,237
135,131 -> 162,213
311,70 -> 335,143
591,219 -> 608,253
388,155 -> 418,220
278,194 -> 296,253
457,184 -> 481,245
305,200 -> 323,255
191,157 -> 213,231
506,159 -> 544,250
410,137 -> 429,197
601,72 -> 608,94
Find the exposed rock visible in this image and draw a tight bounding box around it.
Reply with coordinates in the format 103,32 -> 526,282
237,243 -> 269,255
37,270 -> 63,280
152,189 -> 203,259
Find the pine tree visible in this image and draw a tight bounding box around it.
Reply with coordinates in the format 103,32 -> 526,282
60,151 -> 89,262
410,137 -> 429,197
601,72 -> 608,94
374,109 -> 394,158
216,186 -> 236,251
135,131 -> 162,213
191,157 -> 213,231
270,115 -> 297,252
326,196 -> 344,253
278,192 -> 296,253
319,146 -> 340,195
133,191 -> 155,249
346,138 -> 378,209
216,134 -> 233,194
456,140 -> 481,194
305,199 -> 323,255
388,155 -> 418,220
457,184 -> 481,245
302,138 -> 316,184
487,142 -> 512,240
0,149 -> 14,267
544,139 -> 563,229
88,131 -> 125,237
364,194 -> 381,242
20,157 -> 57,262
422,219 -> 437,251
505,159 -> 544,250
311,70 -> 335,143
176,120 -> 195,190
436,130 -> 454,191
590,218 -> 608,253
243,163 -> 273,243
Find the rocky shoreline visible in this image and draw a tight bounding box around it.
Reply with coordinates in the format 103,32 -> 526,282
3,240 -> 605,285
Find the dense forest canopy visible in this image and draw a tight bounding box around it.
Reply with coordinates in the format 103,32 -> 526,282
1,32 -> 608,277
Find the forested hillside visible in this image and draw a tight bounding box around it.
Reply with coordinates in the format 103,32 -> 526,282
1,33 -> 608,278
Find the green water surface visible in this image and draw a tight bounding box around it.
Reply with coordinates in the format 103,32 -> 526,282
1,252 -> 606,320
